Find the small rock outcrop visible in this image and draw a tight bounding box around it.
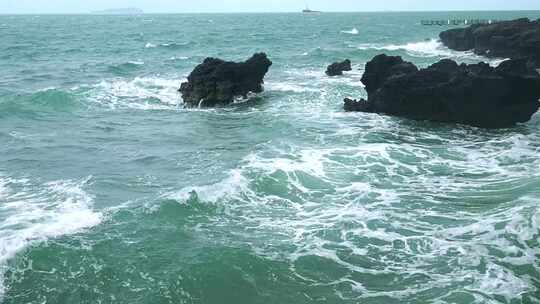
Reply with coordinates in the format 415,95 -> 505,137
344,54 -> 540,128
439,18 -> 540,67
326,59 -> 352,76
179,53 -> 272,107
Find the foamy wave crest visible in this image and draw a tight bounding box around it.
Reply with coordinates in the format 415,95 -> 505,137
266,82 -> 319,93
86,77 -> 183,110
356,39 -> 511,66
160,42 -> 191,49
0,175 -> 102,298
166,169 -> 250,203
145,42 -> 190,50
357,39 -> 457,57
357,39 -> 508,66
341,28 -> 359,35
168,56 -> 190,61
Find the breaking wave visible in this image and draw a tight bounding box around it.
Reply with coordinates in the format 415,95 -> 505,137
145,42 -> 191,50
356,39 -> 509,65
0,175 -> 102,298
341,28 -> 359,35
161,42 -> 191,49
164,122 -> 540,301
0,76 -> 185,116
84,77 -> 183,110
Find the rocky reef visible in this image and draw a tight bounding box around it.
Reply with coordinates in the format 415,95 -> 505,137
345,54 -> 540,128
439,18 -> 540,67
326,59 -> 352,76
179,53 -> 272,107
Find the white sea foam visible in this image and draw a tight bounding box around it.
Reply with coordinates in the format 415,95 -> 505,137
489,57 -> 511,67
279,68 -> 365,93
168,56 -> 190,61
357,39 -> 455,57
127,60 -> 145,65
162,123 -> 540,300
323,68 -> 365,87
166,169 -> 249,203
0,175 -> 102,298
341,28 -> 359,35
266,82 -> 319,93
145,43 -> 157,49
87,77 -> 183,110
232,92 -> 262,104
356,39 -> 510,66
244,149 -> 330,179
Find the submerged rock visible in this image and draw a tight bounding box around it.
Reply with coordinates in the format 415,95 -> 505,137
326,59 -> 352,76
179,53 -> 272,107
344,54 -> 540,128
439,18 -> 540,67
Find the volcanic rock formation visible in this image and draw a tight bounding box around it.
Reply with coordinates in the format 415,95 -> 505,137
180,53 -> 272,107
439,18 -> 540,67
326,59 -> 352,76
344,54 -> 540,128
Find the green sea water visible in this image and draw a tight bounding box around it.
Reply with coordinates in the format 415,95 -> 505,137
1,11 -> 540,304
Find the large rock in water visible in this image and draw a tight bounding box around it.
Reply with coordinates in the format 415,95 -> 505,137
344,54 -> 540,128
326,59 -> 352,76
439,18 -> 540,67
179,53 -> 272,107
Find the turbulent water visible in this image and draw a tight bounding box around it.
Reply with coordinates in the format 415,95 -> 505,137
1,11 -> 540,303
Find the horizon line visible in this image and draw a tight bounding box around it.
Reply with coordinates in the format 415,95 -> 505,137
1,9 -> 540,15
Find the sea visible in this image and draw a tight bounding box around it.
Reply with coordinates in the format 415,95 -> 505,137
1,11 -> 540,304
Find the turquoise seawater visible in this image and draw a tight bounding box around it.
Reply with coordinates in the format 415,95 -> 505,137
1,11 -> 540,303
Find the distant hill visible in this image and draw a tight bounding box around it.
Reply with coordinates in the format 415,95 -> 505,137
91,8 -> 144,15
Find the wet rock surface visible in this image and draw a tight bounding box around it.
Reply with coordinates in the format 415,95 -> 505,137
439,18 -> 540,67
345,54 -> 540,128
325,59 -> 352,76
180,53 -> 272,107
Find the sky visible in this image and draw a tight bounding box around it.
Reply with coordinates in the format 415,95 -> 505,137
2,0 -> 540,14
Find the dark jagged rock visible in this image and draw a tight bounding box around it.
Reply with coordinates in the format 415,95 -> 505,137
345,54 -> 540,128
179,53 -> 272,107
439,18 -> 540,67
361,55 -> 418,95
326,59 -> 352,76
344,97 -> 371,112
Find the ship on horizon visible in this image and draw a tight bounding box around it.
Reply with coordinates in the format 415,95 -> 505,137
302,5 -> 321,13
90,7 -> 144,15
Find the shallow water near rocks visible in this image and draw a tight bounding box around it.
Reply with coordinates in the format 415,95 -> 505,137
1,11 -> 540,304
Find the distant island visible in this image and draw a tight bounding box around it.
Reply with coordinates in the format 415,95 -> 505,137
91,8 -> 144,15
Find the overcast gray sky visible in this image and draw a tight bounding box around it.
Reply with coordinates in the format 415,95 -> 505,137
2,0 -> 540,14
